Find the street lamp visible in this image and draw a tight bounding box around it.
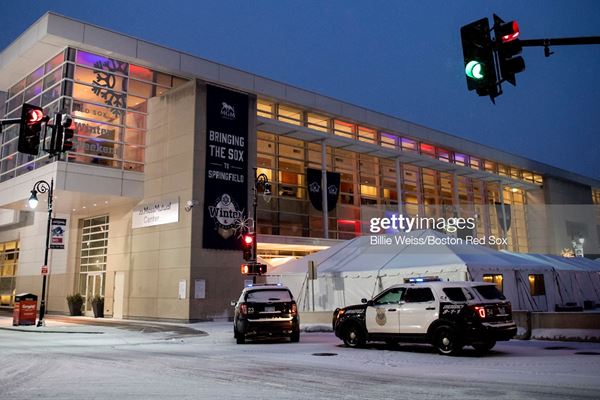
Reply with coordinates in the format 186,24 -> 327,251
28,179 -> 53,327
252,168 -> 271,261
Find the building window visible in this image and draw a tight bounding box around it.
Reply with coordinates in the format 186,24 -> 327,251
333,120 -> 354,139
482,274 -> 503,292
528,274 -> 546,296
306,113 -> 329,132
277,105 -> 302,125
0,241 -> 19,308
78,216 -> 109,312
257,99 -> 275,119
1,48 -> 188,179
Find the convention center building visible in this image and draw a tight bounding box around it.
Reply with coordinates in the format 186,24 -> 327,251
1,13 -> 599,320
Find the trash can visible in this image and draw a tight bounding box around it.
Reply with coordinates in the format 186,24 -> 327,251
12,293 -> 38,326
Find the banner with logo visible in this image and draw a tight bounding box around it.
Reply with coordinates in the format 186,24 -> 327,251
50,218 -> 67,249
202,85 -> 249,249
306,168 -> 340,212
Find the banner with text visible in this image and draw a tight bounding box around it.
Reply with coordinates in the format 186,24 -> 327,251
50,218 -> 67,249
203,85 -> 249,249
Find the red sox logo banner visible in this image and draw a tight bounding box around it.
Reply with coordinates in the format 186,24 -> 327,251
307,168 -> 340,212
203,85 -> 249,250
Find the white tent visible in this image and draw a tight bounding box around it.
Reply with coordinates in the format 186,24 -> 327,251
501,252 -> 600,310
266,230 -> 569,312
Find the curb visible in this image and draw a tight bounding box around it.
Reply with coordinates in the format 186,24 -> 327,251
0,326 -> 104,334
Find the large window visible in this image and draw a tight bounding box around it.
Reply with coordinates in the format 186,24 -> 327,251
0,241 -> 19,308
1,49 -> 188,180
78,216 -> 109,312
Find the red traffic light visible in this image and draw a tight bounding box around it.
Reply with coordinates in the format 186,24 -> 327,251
243,234 -> 254,246
499,21 -> 520,43
26,108 -> 44,124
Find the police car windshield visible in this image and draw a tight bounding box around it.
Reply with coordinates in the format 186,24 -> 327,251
474,285 -> 506,300
246,289 -> 291,302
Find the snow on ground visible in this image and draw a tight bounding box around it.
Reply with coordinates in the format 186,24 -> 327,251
1,319 -> 600,400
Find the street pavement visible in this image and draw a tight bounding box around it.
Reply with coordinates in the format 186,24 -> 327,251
1,316 -> 600,400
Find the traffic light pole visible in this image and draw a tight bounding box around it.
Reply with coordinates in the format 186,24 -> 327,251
520,36 -> 600,56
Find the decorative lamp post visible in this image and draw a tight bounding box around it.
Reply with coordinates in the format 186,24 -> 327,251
28,179 -> 53,327
252,168 -> 271,261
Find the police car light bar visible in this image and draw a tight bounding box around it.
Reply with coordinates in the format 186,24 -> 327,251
404,276 -> 441,283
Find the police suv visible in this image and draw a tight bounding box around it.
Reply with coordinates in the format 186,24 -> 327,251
332,279 -> 517,355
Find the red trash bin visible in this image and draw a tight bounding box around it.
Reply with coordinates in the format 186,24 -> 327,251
12,293 -> 38,326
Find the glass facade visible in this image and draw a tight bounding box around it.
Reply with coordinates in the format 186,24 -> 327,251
78,215 -> 109,312
1,48 -> 188,179
256,99 -> 532,251
0,241 -> 19,308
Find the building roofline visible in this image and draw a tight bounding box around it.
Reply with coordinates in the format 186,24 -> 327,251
2,11 -> 599,188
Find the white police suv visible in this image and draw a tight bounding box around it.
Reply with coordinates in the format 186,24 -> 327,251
332,279 -> 517,355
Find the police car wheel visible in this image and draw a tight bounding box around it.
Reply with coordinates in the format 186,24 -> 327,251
236,334 -> 246,344
290,330 -> 300,343
342,324 -> 365,348
472,340 -> 496,353
434,325 -> 462,356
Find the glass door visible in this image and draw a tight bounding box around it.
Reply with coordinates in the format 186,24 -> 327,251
84,272 -> 104,313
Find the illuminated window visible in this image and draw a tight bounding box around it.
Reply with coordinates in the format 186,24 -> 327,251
360,185 -> 377,197
278,105 -> 302,125
510,167 -> 520,180
307,113 -> 329,132
437,148 -> 450,163
484,160 -> 497,173
45,52 -> 64,73
380,133 -> 396,149
497,164 -> 508,177
528,274 -> 546,296
333,120 -> 354,139
454,153 -> 467,166
0,241 -> 19,308
357,126 -> 376,143
482,274 -> 503,292
470,157 -> 481,170
129,64 -> 153,81
257,99 -> 275,118
420,143 -> 435,157
400,138 -> 417,152
522,171 -> 534,183
534,174 -> 543,185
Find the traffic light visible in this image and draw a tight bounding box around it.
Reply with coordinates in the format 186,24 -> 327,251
240,262 -> 267,275
242,233 -> 254,261
61,115 -> 75,152
50,113 -> 75,154
494,14 -> 525,86
460,17 -> 499,99
17,104 -> 45,155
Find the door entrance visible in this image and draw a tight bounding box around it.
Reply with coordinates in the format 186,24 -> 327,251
84,272 -> 104,314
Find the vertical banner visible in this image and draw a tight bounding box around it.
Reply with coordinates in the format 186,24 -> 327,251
50,218 -> 67,249
203,85 -> 249,249
306,168 -> 340,212
495,202 -> 512,232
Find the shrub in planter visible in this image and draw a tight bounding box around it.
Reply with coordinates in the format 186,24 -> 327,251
91,295 -> 104,318
66,293 -> 83,316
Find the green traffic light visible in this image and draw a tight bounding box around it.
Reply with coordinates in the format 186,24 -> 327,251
465,60 -> 484,80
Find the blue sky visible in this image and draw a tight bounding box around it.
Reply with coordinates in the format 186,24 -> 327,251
1,1 -> 599,180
